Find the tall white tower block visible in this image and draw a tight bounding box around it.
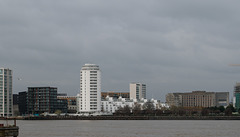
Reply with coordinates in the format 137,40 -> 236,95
79,64 -> 101,114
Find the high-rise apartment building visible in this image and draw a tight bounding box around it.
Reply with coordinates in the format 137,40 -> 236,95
0,68 -> 13,117
233,83 -> 240,110
130,83 -> 146,100
79,64 -> 101,114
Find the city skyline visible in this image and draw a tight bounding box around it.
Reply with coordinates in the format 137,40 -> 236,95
1,1 -> 240,101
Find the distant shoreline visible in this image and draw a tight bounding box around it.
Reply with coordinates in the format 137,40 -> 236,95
5,116 -> 240,120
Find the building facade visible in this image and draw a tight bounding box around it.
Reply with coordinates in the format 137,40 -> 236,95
79,64 -> 101,114
13,94 -> 19,116
233,83 -> 240,110
101,96 -> 165,114
165,93 -> 183,107
215,92 -> 229,107
27,87 -> 58,114
18,91 -> 27,115
0,68 -> 13,117
182,91 -> 216,107
57,96 -> 77,113
166,91 -> 229,108
130,83 -> 146,100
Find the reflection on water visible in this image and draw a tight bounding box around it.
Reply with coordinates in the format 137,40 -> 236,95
2,120 -> 239,137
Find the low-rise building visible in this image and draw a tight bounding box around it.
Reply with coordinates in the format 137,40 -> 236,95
57,96 -> 77,113
166,91 -> 229,108
166,93 -> 183,107
101,96 -> 164,114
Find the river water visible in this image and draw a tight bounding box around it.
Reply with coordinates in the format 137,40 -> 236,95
2,120 -> 240,137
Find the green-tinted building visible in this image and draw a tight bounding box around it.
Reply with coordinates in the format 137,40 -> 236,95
234,83 -> 240,110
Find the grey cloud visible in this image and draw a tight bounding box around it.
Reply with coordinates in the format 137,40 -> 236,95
1,0 -> 240,101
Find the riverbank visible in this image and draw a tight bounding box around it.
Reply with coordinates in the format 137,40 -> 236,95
18,116 -> 240,120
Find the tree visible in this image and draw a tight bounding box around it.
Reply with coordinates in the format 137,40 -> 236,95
170,106 -> 178,116
115,105 -> 131,116
132,104 -> 142,116
178,107 -> 186,116
55,110 -> 62,116
225,108 -> 232,116
115,107 -> 123,116
122,105 -> 131,116
218,106 -> 225,113
170,106 -> 186,116
226,104 -> 236,112
155,109 -> 163,116
143,101 -> 155,115
201,108 -> 210,116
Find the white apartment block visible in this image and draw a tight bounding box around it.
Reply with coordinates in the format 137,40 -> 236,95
78,64 -> 101,114
0,68 -> 13,117
101,96 -> 166,114
130,83 -> 146,100
101,96 -> 136,113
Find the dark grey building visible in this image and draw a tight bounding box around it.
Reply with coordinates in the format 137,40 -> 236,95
18,91 -> 27,115
27,87 -> 58,114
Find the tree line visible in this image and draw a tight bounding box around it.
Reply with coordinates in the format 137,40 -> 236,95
114,101 -> 239,116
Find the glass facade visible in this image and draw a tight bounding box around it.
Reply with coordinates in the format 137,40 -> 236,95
235,93 -> 240,110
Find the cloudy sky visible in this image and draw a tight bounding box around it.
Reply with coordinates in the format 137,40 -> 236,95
1,0 -> 240,101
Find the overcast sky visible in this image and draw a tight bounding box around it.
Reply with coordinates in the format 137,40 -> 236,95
1,0 -> 240,101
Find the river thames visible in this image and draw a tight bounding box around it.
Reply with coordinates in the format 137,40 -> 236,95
3,120 -> 240,137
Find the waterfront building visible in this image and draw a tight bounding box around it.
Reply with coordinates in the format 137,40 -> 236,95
101,91 -> 130,99
56,99 -> 68,113
0,68 -> 13,117
130,83 -> 146,100
13,94 -> 19,116
165,93 -> 183,107
166,91 -> 229,108
27,87 -> 64,114
18,91 -> 27,115
78,64 -> 101,114
101,96 -> 164,114
57,96 -> 77,113
215,92 -> 229,107
233,83 -> 240,110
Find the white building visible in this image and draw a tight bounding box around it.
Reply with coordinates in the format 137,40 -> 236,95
101,96 -> 136,114
0,68 -> 13,117
130,83 -> 146,100
101,96 -> 166,114
78,64 -> 101,114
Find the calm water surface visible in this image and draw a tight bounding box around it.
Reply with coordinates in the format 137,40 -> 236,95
2,120 -> 240,137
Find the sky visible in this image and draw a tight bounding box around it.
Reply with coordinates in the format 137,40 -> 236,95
1,0 -> 240,101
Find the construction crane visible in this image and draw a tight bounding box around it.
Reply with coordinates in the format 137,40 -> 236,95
229,64 -> 240,66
